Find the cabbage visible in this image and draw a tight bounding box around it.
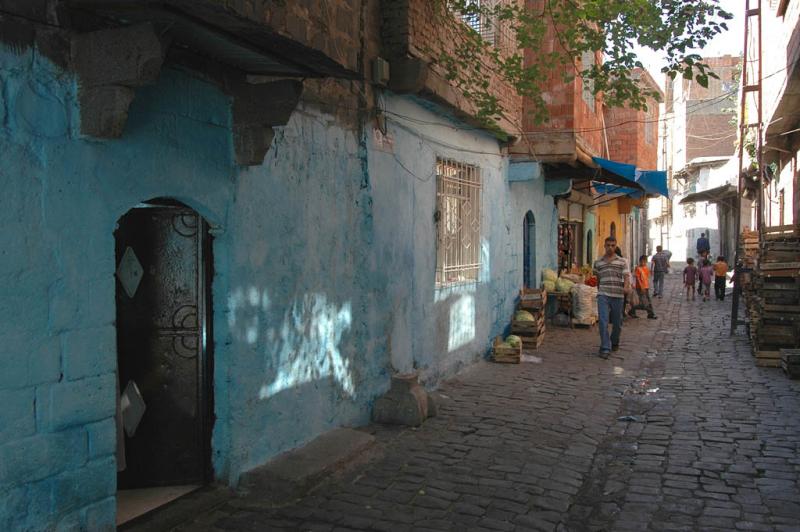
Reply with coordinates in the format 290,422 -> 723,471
514,310 -> 535,321
542,280 -> 556,292
542,268 -> 557,282
505,335 -> 522,348
555,278 -> 575,292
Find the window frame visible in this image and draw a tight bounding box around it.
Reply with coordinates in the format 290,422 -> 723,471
435,157 -> 483,287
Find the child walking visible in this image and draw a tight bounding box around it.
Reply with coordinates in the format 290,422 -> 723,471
629,255 -> 657,319
683,258 -> 698,301
699,259 -> 714,301
714,256 -> 729,301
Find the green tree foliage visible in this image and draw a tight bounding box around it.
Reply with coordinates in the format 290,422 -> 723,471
437,0 -> 733,129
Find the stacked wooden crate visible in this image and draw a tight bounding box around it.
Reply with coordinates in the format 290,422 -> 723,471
511,288 -> 546,349
749,225 -> 800,367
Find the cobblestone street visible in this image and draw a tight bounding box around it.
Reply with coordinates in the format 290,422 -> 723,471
174,274 -> 800,531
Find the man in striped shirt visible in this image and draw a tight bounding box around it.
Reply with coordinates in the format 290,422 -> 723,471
593,236 -> 632,358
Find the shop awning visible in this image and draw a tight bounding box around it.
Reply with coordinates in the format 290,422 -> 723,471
592,157 -> 669,198
636,170 -> 669,198
679,184 -> 738,204
590,182 -> 643,198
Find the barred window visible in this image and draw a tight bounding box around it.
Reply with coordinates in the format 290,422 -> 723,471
456,0 -> 514,56
581,51 -> 596,112
644,106 -> 655,145
436,158 -> 482,286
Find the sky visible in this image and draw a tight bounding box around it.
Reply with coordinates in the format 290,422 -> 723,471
633,0 -> 744,90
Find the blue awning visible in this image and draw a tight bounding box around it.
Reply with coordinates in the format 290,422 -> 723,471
591,182 -> 643,198
635,170 -> 669,198
592,157 -> 637,180
592,157 -> 669,198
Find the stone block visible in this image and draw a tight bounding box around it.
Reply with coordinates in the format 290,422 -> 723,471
372,373 -> 430,426
50,457 -> 116,516
231,80 -> 302,165
0,387 -> 36,445
0,478 -> 52,532
238,428 -> 375,502
42,373 -> 116,431
78,85 -> 135,139
72,23 -> 165,88
233,125 -> 275,166
0,429 -> 87,489
54,509 -> 82,531
84,496 -> 116,531
62,326 -> 116,381
27,334 -> 62,386
86,418 -> 116,460
0,333 -> 60,389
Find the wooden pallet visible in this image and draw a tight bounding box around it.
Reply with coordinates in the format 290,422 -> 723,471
762,225 -> 800,240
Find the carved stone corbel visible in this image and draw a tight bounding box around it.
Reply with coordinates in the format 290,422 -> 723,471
72,22 -> 168,138
231,79 -> 303,166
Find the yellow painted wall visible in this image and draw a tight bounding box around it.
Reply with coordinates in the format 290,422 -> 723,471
594,199 -> 627,261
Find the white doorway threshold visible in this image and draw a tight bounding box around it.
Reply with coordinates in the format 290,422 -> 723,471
117,484 -> 200,526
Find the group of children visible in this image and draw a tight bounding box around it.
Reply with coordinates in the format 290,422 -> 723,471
683,256 -> 729,301
625,253 -> 730,319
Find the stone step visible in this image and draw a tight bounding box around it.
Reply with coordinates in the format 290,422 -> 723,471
237,428 -> 376,503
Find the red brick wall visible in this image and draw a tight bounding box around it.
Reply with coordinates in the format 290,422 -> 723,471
681,55 -> 739,159
381,0 -> 523,133
521,0 -> 603,156
605,93 -> 660,169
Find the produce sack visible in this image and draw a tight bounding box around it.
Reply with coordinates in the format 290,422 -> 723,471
542,268 -> 557,283
570,284 -> 598,321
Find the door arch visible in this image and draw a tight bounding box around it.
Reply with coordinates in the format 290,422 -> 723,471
586,229 -> 593,265
114,198 -> 214,489
523,211 -> 536,287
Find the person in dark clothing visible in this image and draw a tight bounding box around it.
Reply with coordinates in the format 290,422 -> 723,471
696,233 -> 710,294
650,245 -> 671,298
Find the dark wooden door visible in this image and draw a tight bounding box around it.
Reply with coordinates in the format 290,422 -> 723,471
115,205 -> 212,488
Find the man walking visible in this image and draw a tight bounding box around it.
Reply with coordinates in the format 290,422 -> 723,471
593,236 -> 631,359
650,245 -> 671,298
696,233 -> 710,295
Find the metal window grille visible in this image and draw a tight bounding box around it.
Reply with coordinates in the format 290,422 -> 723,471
581,51 -> 596,112
456,0 -> 514,56
644,107 -> 655,145
436,158 -> 482,286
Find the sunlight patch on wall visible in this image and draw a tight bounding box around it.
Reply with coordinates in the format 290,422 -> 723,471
259,293 -> 354,399
448,293 -> 475,352
227,288 -> 355,399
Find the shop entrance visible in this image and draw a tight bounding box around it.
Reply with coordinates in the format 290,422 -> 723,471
523,211 -> 536,287
114,199 -> 213,523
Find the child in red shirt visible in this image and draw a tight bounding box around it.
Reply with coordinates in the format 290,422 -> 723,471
629,255 -> 657,319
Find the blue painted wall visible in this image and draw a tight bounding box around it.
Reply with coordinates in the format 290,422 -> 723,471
0,42 -> 557,530
369,95 -> 558,381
